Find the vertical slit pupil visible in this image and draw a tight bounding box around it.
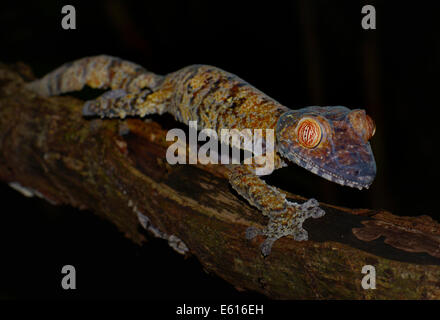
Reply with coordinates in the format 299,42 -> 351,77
298,119 -> 320,148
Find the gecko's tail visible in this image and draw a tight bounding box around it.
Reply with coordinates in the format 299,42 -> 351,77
26,55 -> 163,97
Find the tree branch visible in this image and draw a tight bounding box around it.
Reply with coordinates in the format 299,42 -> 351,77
1,62 -> 439,299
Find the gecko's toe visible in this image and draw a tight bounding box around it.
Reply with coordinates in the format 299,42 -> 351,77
260,237 -> 276,257
301,198 -> 325,219
100,89 -> 127,100
293,228 -> 308,241
311,207 -> 325,218
302,198 -> 319,209
82,101 -> 96,117
245,226 -> 261,240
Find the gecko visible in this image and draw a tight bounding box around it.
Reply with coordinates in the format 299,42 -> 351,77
26,55 -> 377,256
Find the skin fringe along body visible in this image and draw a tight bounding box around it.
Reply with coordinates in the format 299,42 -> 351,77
26,55 -> 377,256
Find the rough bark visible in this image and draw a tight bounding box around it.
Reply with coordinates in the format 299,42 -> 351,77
1,62 -> 439,299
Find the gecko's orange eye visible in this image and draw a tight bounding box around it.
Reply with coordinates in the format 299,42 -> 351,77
296,118 -> 322,149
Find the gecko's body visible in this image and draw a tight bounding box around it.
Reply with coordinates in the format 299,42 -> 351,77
27,55 -> 376,255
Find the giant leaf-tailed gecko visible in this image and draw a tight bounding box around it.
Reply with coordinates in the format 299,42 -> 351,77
27,55 -> 376,256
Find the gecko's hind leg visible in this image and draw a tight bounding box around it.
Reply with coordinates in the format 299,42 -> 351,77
82,88 -> 152,118
82,87 -> 170,119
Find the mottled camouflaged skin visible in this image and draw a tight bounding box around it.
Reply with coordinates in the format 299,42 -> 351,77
26,55 -> 163,96
166,65 -> 288,131
26,55 -> 376,256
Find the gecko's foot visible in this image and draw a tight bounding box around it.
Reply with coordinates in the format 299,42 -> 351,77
82,88 -> 155,119
296,198 -> 325,219
247,198 -> 325,256
82,89 -> 128,117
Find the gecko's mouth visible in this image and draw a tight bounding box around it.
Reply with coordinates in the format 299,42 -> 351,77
282,151 -> 375,190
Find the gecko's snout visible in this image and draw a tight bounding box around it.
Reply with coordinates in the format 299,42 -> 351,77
338,157 -> 376,189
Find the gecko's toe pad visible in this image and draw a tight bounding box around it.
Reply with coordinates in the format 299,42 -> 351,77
311,207 -> 325,218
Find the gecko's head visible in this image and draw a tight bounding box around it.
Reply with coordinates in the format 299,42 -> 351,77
276,106 -> 376,189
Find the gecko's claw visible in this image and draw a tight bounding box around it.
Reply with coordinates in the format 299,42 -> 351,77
260,237 -> 276,257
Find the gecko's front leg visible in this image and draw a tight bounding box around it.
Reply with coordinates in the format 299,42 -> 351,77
228,164 -> 325,256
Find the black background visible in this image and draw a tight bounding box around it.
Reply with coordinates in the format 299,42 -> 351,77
0,0 -> 439,300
